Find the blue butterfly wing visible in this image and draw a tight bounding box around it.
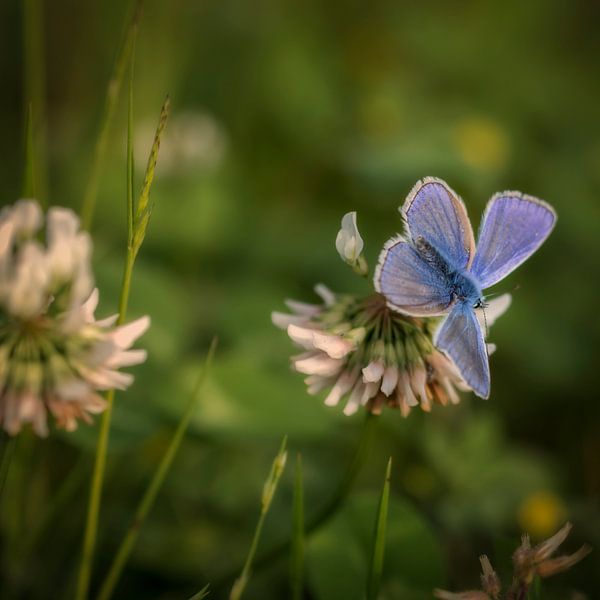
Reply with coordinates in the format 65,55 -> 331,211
375,237 -> 453,316
435,302 -> 490,399
403,177 -> 475,270
471,192 -> 556,289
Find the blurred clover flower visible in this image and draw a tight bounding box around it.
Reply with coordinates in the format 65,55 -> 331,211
135,110 -> 227,176
0,199 -> 149,436
434,523 -> 591,600
272,283 -> 510,417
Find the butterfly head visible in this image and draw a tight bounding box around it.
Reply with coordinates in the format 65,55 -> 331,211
451,269 -> 483,309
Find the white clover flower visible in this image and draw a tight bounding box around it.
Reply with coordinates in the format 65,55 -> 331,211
273,285 -> 511,417
0,199 -> 149,436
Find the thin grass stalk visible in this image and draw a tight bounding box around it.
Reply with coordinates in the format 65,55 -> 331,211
96,339 -> 218,600
228,437 -> 288,600
254,411 -> 376,574
23,0 -> 47,202
0,433 -> 16,504
76,79 -> 169,600
366,457 -> 392,600
290,454 -> 305,600
188,584 -> 210,600
80,0 -> 143,230
213,411 -> 376,593
23,104 -> 35,198
126,55 -> 135,247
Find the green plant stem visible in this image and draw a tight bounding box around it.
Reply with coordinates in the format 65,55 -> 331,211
229,438 -> 288,600
0,433 -> 16,504
76,250 -> 135,600
80,0 -> 142,230
217,412 -> 377,591
23,0 -> 47,202
229,507 -> 269,600
305,412 -> 376,534
96,340 -> 217,600
366,457 -> 392,600
290,454 -> 305,600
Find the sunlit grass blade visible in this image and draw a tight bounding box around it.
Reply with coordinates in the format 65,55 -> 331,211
22,104 -> 35,198
23,0 -> 47,202
227,436 -> 288,600
132,95 -> 170,258
126,57 -> 135,248
189,584 -> 211,600
290,454 -> 305,600
96,339 -> 218,600
77,60 -> 167,600
366,457 -> 392,600
81,0 -> 144,230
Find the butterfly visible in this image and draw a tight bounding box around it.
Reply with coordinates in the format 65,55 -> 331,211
374,177 -> 556,399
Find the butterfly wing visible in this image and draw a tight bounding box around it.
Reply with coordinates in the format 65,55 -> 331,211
375,236 -> 453,316
435,302 -> 490,399
471,192 -> 556,289
402,177 -> 476,270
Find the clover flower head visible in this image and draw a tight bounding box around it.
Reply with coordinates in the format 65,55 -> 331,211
0,199 -> 149,436
273,283 -> 511,417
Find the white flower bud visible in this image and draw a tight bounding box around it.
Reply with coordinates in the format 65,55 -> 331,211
335,211 -> 364,265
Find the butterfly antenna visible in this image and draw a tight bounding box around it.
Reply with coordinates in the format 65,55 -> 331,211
482,304 -> 489,339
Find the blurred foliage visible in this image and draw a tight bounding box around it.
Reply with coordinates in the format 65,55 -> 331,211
0,0 -> 599,598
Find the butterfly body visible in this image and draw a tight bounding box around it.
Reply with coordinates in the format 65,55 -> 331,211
375,177 -> 556,399
414,235 -> 483,309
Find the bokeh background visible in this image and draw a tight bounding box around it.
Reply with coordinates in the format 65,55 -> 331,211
1,0 -> 599,598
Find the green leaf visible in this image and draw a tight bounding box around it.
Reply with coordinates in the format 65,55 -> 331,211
290,454 -> 305,600
366,457 -> 392,600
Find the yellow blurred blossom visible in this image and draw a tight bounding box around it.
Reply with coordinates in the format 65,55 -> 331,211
518,490 -> 567,539
453,116 -> 510,171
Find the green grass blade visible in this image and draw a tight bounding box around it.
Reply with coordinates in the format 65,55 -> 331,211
126,56 -> 135,248
81,0 -> 143,230
132,95 -> 170,257
228,437 -> 288,600
188,584 -> 211,600
77,45 -> 160,600
527,576 -> 542,600
96,339 -> 218,600
366,457 -> 392,600
215,411 -> 377,590
0,433 -> 16,504
22,104 -> 35,198
290,454 -> 305,600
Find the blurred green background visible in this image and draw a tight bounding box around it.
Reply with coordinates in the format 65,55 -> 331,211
1,0 -> 599,598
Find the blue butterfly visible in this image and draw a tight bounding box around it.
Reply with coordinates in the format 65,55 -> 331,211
375,177 -> 556,399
